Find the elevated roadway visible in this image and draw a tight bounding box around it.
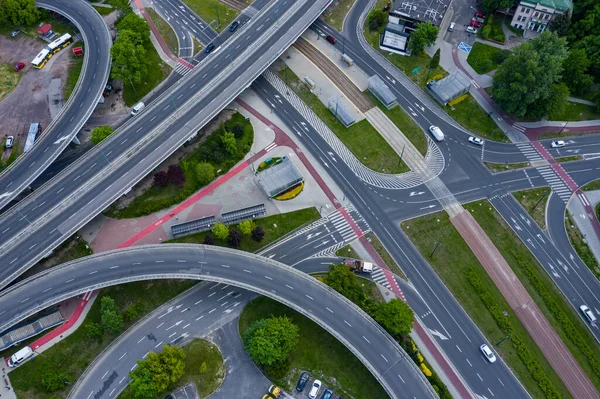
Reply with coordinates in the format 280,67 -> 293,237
0,244 -> 436,399
0,0 -> 332,288
0,0 -> 111,209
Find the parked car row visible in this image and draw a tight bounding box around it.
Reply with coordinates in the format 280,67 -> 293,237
294,372 -> 343,399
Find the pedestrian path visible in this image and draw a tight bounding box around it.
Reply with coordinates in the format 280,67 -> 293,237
516,142 -> 543,161
173,62 -> 194,76
0,310 -> 63,351
536,166 -> 573,202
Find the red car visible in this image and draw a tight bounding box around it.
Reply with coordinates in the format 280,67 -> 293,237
14,62 -> 25,72
474,11 -> 486,19
470,19 -> 482,28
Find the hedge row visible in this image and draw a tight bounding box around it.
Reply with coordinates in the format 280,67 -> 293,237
401,339 -> 452,399
465,269 -> 562,399
513,250 -> 600,380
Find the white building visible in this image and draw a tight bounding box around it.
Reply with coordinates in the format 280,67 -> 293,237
509,0 -> 571,33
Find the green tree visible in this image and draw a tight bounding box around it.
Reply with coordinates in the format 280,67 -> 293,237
4,0 -> 40,25
238,220 -> 255,235
101,295 -> 117,313
129,345 -> 186,398
230,123 -> 245,139
368,9 -> 386,31
116,13 -> 150,44
243,316 -> 299,365
251,226 -> 265,242
110,0 -> 131,15
195,162 -> 215,186
90,125 -> 114,145
110,30 -> 149,85
562,48 -> 594,96
40,369 -> 70,392
549,12 -> 570,37
220,132 -> 237,156
212,223 -> 229,240
101,309 -> 123,333
86,321 -> 104,339
492,30 -> 568,118
373,298 -> 415,336
227,228 -> 242,247
324,263 -> 369,308
408,22 -> 439,54
481,0 -> 513,13
430,48 -> 441,69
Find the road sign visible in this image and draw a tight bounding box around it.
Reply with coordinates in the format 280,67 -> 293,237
411,66 -> 421,74
458,42 -> 472,53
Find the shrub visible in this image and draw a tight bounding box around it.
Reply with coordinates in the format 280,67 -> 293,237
238,220 -> 255,236
153,171 -> 169,187
264,357 -> 291,379
494,49 -> 512,64
168,165 -> 185,187
124,303 -> 144,321
481,15 -> 493,39
90,125 -> 114,145
448,94 -> 469,107
195,162 -> 215,186
220,132 -> 237,156
212,223 -> 229,240
86,322 -> 104,339
199,361 -> 207,373
420,363 -> 432,377
368,9 -> 386,31
251,226 -> 265,242
227,228 -> 242,247
203,233 -> 215,245
41,369 -> 70,392
230,123 -> 245,139
275,182 -> 304,201
430,48 -> 440,69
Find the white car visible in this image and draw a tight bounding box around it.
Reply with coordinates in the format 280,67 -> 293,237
469,136 -> 484,146
480,344 -> 497,363
308,379 -> 322,399
580,305 -> 597,323
466,26 -> 478,34
551,140 -> 565,148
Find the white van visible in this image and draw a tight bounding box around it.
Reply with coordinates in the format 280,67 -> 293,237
131,102 -> 145,116
428,125 -> 445,141
8,346 -> 33,367
580,305 -> 597,324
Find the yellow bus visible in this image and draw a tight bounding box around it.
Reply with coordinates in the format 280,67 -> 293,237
32,33 -> 73,69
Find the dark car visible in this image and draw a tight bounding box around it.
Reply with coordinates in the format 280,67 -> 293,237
326,34 -> 336,44
296,372 -> 309,392
14,62 -> 25,72
10,30 -> 20,37
205,43 -> 215,53
321,388 -> 334,399
229,20 -> 240,32
164,395 -> 174,399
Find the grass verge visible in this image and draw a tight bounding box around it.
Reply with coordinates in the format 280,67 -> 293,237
181,0 -> 238,32
401,210 -> 572,399
365,232 -> 406,280
583,179 -> 600,192
147,8 -> 179,56
107,113 -> 252,218
512,187 -> 551,229
479,13 -> 506,43
0,63 -> 21,101
118,339 -> 224,399
465,200 -> 600,392
335,244 -> 359,259
445,95 -> 507,141
167,207 -> 321,253
556,155 -> 582,163
548,101 -> 600,122
93,6 -> 115,16
122,40 -> 171,106
366,92 -> 428,156
538,130 -> 600,140
239,296 -> 390,399
323,0 -> 357,31
565,212 -> 600,280
466,42 -> 509,74
63,42 -> 85,100
276,65 -> 408,174
484,161 -> 530,172
8,280 -> 196,399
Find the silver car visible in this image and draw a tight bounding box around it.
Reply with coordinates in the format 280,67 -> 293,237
480,344 -> 497,363
308,379 -> 322,399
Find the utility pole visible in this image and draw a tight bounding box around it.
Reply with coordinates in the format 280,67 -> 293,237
496,334 -> 511,346
215,6 -> 221,31
467,102 -> 476,120
430,241 -> 440,258
531,190 -> 549,211
559,121 -> 568,134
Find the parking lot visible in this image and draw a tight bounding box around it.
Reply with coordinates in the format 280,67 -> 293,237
442,0 -> 482,46
283,374 -> 343,399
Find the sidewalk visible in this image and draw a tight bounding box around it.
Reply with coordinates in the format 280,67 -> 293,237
568,190 -> 600,264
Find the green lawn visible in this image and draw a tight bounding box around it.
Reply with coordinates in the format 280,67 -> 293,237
277,65 -> 408,174
479,14 -> 506,43
323,0 -> 357,31
484,161 -> 530,172
401,211 -> 572,399
147,8 -> 178,56
238,296 -> 390,399
466,42 -> 509,74
181,0 -> 238,32
168,207 -> 321,253
538,130 -> 600,140
583,179 -> 600,192
93,5 -> 116,16
445,95 -> 508,141
9,280 -> 196,399
122,40 -> 172,106
118,339 -> 224,399
63,43 -> 85,100
512,187 -> 551,229
556,155 -> 583,163
365,232 -> 406,280
108,113 -> 253,218
548,101 -> 600,122
335,244 -> 359,259
565,212 -> 600,280
0,63 -> 20,101
366,92 -> 428,156
465,200 -> 600,392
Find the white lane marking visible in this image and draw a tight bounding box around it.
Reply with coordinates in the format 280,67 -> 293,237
363,336 -> 370,344
118,352 -> 127,361
305,294 -> 314,300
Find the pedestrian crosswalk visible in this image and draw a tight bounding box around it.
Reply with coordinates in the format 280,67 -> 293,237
537,165 -> 572,202
329,209 -> 361,243
370,265 -> 406,300
516,143 -> 543,161
371,265 -> 389,287
174,63 -> 193,76
310,206 -> 370,257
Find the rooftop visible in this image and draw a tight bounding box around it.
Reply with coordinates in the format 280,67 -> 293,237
521,0 -> 572,12
391,0 -> 451,25
257,157 -> 304,198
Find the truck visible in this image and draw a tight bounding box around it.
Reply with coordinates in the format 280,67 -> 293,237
268,385 -> 282,397
8,346 -> 33,367
343,258 -> 374,273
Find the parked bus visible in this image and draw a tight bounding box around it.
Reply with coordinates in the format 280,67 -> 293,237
31,33 -> 73,69
23,123 -> 41,153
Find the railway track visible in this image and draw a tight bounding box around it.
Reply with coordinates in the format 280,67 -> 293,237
294,37 -> 374,113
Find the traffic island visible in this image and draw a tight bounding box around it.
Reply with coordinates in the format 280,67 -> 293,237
512,186 -> 551,229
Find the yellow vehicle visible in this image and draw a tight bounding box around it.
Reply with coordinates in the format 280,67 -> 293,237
268,385 -> 282,397
261,395 -> 275,399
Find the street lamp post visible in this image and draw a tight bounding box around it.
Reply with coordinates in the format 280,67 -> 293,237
496,334 -> 511,346
559,121 -> 569,134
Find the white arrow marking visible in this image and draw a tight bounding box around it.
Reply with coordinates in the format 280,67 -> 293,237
54,136 -> 69,145
595,307 -> 600,315
428,328 -> 449,340
306,232 -> 322,240
570,253 -> 575,261
327,151 -> 337,163
314,240 -> 330,248
526,238 -> 535,248
420,205 -> 436,210
409,191 -> 425,196
536,234 -> 545,244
